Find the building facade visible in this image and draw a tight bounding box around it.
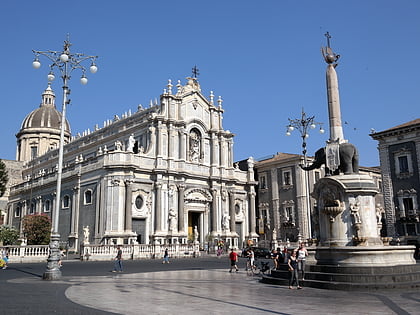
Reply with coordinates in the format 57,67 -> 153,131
254,152 -> 384,247
370,118 -> 420,247
6,77 -> 258,252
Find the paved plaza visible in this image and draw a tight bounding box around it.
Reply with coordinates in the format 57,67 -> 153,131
1,257 -> 419,314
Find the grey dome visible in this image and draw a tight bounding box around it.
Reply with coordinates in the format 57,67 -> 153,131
18,84 -> 71,135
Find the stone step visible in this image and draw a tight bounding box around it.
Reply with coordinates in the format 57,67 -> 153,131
264,263 -> 420,290
261,274 -> 420,291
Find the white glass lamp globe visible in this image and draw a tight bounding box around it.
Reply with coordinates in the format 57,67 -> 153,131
60,53 -> 69,62
287,126 -> 294,132
286,131 -> 291,136
32,60 -> 41,69
80,76 -> 88,85
319,128 -> 325,134
89,64 -> 98,74
304,134 -> 309,138
310,123 -> 316,129
47,72 -> 55,82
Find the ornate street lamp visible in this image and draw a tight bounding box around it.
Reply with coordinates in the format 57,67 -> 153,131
32,37 -> 98,280
286,109 -> 324,240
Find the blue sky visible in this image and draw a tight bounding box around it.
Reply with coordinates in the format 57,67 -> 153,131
1,1 -> 419,167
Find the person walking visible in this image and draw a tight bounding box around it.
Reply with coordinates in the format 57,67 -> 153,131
162,248 -> 170,264
288,250 -> 302,289
1,249 -> 9,270
228,249 -> 239,272
246,248 -> 255,271
112,246 -> 123,272
297,243 -> 308,280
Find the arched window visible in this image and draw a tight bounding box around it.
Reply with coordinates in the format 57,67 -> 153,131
29,202 -> 36,214
189,128 -> 201,162
84,190 -> 93,205
62,195 -> 70,209
44,199 -> 51,212
15,206 -> 21,218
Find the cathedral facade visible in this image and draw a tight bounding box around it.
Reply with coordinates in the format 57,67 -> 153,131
6,77 -> 258,252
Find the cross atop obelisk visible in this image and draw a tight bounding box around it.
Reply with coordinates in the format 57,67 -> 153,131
321,32 -> 345,143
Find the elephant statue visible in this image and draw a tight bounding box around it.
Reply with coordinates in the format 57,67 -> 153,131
300,142 -> 359,175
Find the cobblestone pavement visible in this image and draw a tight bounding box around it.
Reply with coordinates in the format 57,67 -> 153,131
9,268 -> 420,314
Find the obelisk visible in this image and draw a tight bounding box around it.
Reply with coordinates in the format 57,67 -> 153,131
322,32 -> 345,144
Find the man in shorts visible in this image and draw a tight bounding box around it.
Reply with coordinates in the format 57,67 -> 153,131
229,248 -> 239,272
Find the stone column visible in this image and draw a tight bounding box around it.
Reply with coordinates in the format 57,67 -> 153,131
229,191 -> 236,233
211,188 -> 218,232
124,179 -> 133,232
248,190 -> 257,237
36,196 -> 42,213
168,123 -> 174,160
177,183 -> 185,233
156,121 -> 162,157
211,132 -> 218,166
155,182 -> 162,232
179,129 -> 187,161
220,137 -> 226,168
70,186 -> 80,236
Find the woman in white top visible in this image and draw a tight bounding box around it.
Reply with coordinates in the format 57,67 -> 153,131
297,243 -> 308,280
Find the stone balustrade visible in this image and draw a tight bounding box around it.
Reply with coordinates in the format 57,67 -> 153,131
1,243 -> 201,263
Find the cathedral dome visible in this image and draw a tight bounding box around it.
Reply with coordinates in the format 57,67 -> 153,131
16,84 -> 71,162
18,84 -> 71,134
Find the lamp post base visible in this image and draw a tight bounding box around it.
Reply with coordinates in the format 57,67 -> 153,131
43,233 -> 62,280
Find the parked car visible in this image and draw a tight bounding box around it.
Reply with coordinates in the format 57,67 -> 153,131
241,247 -> 271,259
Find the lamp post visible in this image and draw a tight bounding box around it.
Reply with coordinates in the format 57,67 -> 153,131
286,109 -> 324,240
32,37 -> 98,280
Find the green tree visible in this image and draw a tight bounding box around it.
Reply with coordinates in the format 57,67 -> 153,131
22,214 -> 51,245
0,159 -> 8,197
0,225 -> 20,245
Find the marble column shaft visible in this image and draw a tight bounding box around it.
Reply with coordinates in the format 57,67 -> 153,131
125,180 -> 133,231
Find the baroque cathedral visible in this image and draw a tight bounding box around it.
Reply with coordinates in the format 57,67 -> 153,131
6,76 -> 258,252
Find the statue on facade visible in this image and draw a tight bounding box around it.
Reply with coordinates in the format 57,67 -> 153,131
350,202 -> 362,224
83,226 -> 90,244
189,130 -> 200,162
115,140 -> 123,151
222,214 -> 230,231
127,134 -> 135,152
193,225 -> 199,242
168,208 -> 177,232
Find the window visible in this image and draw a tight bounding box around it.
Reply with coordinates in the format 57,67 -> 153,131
31,146 -> 38,160
29,202 -> 36,214
84,190 -> 92,205
283,171 -> 291,186
135,195 -> 143,209
259,175 -> 267,189
235,204 -> 241,215
315,171 -> 321,182
62,195 -> 70,209
285,207 -> 293,222
282,168 -> 293,187
44,200 -> 51,212
398,156 -> 409,173
282,200 -> 295,225
14,206 -> 21,217
403,197 -> 414,211
394,149 -> 413,178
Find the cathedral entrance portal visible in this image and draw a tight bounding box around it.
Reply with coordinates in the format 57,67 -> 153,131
188,211 -> 201,243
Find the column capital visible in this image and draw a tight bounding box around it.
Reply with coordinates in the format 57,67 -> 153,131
125,179 -> 134,186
